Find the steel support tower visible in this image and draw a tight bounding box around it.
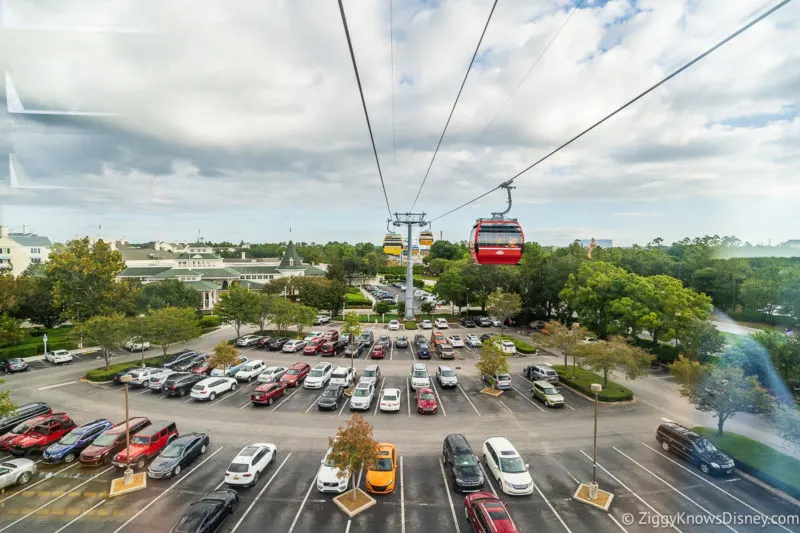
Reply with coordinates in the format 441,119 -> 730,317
390,212 -> 427,321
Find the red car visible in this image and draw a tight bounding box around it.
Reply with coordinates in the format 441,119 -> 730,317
112,420 -> 178,470
250,383 -> 286,406
323,330 -> 339,341
303,338 -> 327,355
319,340 -> 345,356
80,417 -> 151,466
0,413 -> 77,456
280,362 -> 311,387
465,492 -> 519,532
191,362 -> 213,375
256,336 -> 273,349
415,388 -> 438,414
370,345 -> 386,359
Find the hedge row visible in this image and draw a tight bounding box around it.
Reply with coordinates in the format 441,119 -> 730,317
0,340 -> 78,360
550,364 -> 633,402
198,315 -> 222,328
692,427 -> 800,499
727,311 -> 796,328
86,356 -> 167,382
405,321 -> 418,330
496,335 -> 536,354
633,338 -> 678,364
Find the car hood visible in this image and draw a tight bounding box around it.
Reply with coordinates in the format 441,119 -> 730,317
306,375 -> 324,382
149,456 -> 179,472
44,442 -> 76,456
439,376 -> 458,383
318,464 -> 347,484
318,396 -> 339,405
453,465 -> 482,481
350,396 -> 371,405
0,433 -> 21,447
281,375 -> 299,382
116,444 -> 147,461
6,434 -> 42,447
366,469 -> 393,486
546,393 -> 565,402
417,399 -> 437,409
701,450 -> 734,465
82,444 -> 112,456
502,471 -> 532,485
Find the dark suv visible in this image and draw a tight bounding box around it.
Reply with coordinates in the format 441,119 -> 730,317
442,434 -> 484,492
655,422 -> 735,476
0,402 -> 51,436
164,373 -> 205,397
162,350 -> 199,370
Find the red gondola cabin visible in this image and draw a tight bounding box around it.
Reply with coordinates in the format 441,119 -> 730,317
469,219 -> 524,265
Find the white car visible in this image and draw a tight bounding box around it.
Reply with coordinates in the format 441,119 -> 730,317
224,443 -> 277,487
314,315 -> 331,325
466,334 -> 482,348
317,446 -> 349,493
436,366 -> 458,388
124,338 -> 151,351
258,366 -> 288,384
387,320 -> 400,331
0,458 -> 36,490
234,360 -> 266,382
210,356 -> 249,377
190,377 -> 237,401
435,318 -> 449,329
447,335 -> 465,348
349,381 -> 375,411
127,367 -> 162,387
379,387 -> 401,412
489,317 -> 502,327
235,335 -> 262,347
304,362 -> 333,389
420,320 -> 433,329
148,369 -> 177,392
409,363 -> 431,390
45,350 -> 73,364
282,340 -> 307,353
329,366 -> 357,388
304,331 -> 324,342
495,340 -> 517,354
482,437 -> 533,495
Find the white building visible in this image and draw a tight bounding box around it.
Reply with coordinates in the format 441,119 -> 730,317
0,225 -> 52,276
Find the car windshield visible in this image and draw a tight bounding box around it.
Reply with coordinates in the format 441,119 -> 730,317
131,436 -> 150,445
543,387 -> 558,395
397,336 -> 406,341
412,370 -> 427,378
240,365 -> 254,372
454,454 -> 478,467
363,370 -> 376,377
287,369 -> 299,375
323,389 -> 338,397
10,422 -> 32,434
353,388 -> 371,397
440,370 -> 455,377
383,394 -> 397,401
499,457 -> 527,473
91,433 -> 118,447
161,443 -> 185,458
59,432 -> 83,445
695,439 -> 718,453
419,392 -> 435,401
373,457 -> 393,471
309,370 -> 324,377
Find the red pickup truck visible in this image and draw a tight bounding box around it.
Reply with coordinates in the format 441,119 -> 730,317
0,413 -> 77,456
112,420 -> 178,470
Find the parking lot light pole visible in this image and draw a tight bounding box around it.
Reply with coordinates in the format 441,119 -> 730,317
573,382 -> 613,510
109,375 -> 147,497
591,382 -> 601,496
122,375 -> 133,484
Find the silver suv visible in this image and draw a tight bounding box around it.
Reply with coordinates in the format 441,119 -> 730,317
436,366 -> 458,388
409,363 -> 430,390
484,373 -> 512,390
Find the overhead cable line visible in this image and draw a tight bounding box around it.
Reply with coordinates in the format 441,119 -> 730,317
389,0 -> 397,163
337,0 -> 393,217
473,2 -> 580,147
409,0 -> 500,211
430,0 -> 793,222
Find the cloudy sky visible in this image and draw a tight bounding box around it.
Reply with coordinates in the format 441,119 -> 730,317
0,0 -> 798,246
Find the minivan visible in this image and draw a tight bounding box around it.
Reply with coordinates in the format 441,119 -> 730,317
409,363 -> 430,390
442,434 -> 484,492
655,422 -> 735,476
482,437 -> 533,495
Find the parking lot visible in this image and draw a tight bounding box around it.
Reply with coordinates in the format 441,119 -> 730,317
1,435 -> 796,533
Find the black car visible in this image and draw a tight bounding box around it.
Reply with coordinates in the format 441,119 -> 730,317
394,336 -> 409,349
163,350 -> 199,370
503,317 -> 517,326
317,385 -> 345,411
170,489 -> 239,533
1,358 -> 29,373
442,434 -> 484,493
459,318 -> 476,328
0,402 -> 51,435
164,373 -> 205,397
113,367 -> 140,383
414,334 -> 426,346
256,336 -> 273,349
479,333 -> 492,343
475,316 -> 492,327
268,337 -> 290,351
148,433 -> 210,478
172,354 -> 208,372
655,422 -> 735,476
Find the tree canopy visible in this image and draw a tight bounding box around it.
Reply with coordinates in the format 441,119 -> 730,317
327,414 -> 378,501
476,340 -> 509,390
136,279 -> 201,311
77,313 -> 132,370
215,286 -> 260,338
144,307 -> 201,356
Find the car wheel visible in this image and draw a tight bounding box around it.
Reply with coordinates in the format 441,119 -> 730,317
135,458 -> 146,470
231,383 -> 237,392
17,471 -> 32,485
200,444 -> 207,454
661,441 -> 670,452
173,465 -> 181,477
64,453 -> 76,464
179,388 -> 186,397
700,463 -> 710,474
209,392 -> 217,401
545,401 -> 550,407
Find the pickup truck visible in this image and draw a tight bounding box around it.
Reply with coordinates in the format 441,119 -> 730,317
0,413 -> 77,456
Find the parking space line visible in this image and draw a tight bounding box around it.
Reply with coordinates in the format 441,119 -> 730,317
230,453 -> 292,533
511,385 -> 546,412
239,400 -> 252,409
209,389 -> 241,407
134,388 -> 151,395
374,377 -> 385,416
305,393 -> 320,414
409,343 -> 417,361
345,519 -> 351,533
497,398 -> 513,414
53,498 -> 106,533
456,385 -> 481,416
390,343 -> 393,361
639,442 -> 793,533
430,380 -> 446,417
579,450 -> 683,533
37,381 -> 77,391
183,396 -> 194,403
338,398 -> 349,416
478,463 -> 498,496
608,514 -> 631,533
406,379 -> 411,417
0,463 -> 78,504
112,446 -> 224,533
532,479 -> 573,533
287,472 -> 317,533
438,458 -> 461,533
272,387 -> 301,412
614,447 -> 738,532
400,456 -> 405,533
0,466 -> 113,533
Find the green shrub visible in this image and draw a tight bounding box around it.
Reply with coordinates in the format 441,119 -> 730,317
692,427 -> 800,499
405,321 -> 418,330
551,364 -> 633,402
0,339 -> 78,360
199,315 -> 222,328
359,314 -> 400,324
633,338 -> 678,364
86,356 -> 167,382
496,335 -> 536,354
727,311 -> 796,328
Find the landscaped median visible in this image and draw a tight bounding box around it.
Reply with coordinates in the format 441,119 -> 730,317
496,335 -> 537,355
692,427 -> 800,499
551,365 -> 633,402
86,356 -> 167,382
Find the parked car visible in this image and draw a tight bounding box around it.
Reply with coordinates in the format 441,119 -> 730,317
42,418 -> 113,464
436,344 -> 455,360
255,336 -> 273,349
377,335 -> 391,347
317,385 -> 345,411
529,320 -> 546,330
466,334 -> 482,348
465,492 -> 519,532
430,330 -> 447,346
304,362 -> 333,389
210,355 -> 249,378
147,370 -> 178,392
257,366 -> 288,384
323,330 -> 340,341
45,349 -> 73,364
530,380 -> 565,408
459,318 -> 476,328
436,366 -> 458,388
484,373 -> 512,390
191,377 -> 237,401
435,318 -> 449,329
379,388 -> 401,412
656,422 -> 735,475
79,417 -> 151,466
479,333 -> 493,343
413,334 -> 427,346
409,363 -> 431,390
313,315 -> 331,325
280,362 -> 311,387
317,445 -> 349,493
234,360 -> 265,382
0,402 -> 51,436
250,382 -> 286,406
503,317 -> 517,327
190,362 -> 213,376
235,335 -> 262,347
124,337 -> 151,351
329,366 -> 357,388
0,358 -> 28,373
489,317 -> 502,327
169,490 -> 239,533
482,437 -> 533,495
282,340 -> 307,353
369,345 -> 386,359
268,337 -> 290,351
0,412 -> 77,456
495,340 -> 517,355
394,335 -> 409,348
447,335 -> 465,347
113,420 -> 179,470
349,381 -> 375,411
171,354 -> 209,373
148,432 -> 209,479
442,434 -> 484,492
365,443 -> 397,494
113,367 -> 139,383
303,338 -> 327,355
0,458 -> 37,490
319,339 -> 346,356
224,443 -> 276,486
476,316 -> 493,327
164,373 -> 206,397
162,349 -> 199,370
416,388 -> 438,414
356,331 -> 375,347
524,364 -> 559,383
387,320 -> 400,331
420,320 -> 433,329
127,367 -> 162,387
359,365 -> 381,385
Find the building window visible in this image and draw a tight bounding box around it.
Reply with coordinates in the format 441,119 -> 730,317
31,258 -> 41,264
31,248 -> 41,254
